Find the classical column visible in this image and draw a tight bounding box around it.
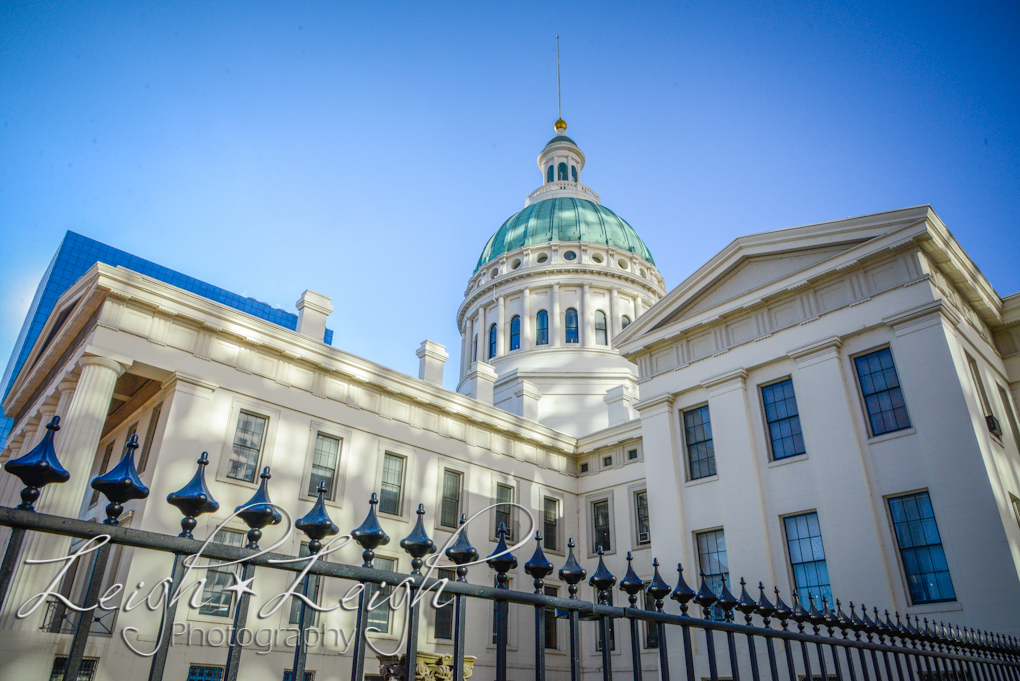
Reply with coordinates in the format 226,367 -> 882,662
1,355 -> 126,630
496,295 -> 506,358
635,296 -> 644,318
581,284 -> 592,347
522,288 -> 532,351
610,288 -> 620,342
551,284 -> 561,347
476,305 -> 487,361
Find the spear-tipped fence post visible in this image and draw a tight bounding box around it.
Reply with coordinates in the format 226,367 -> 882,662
646,559 -> 672,681
619,552 -> 646,681
0,416 -> 68,611
149,452 -> 220,681
836,600 -> 859,681
64,434 -> 149,681
717,575 -> 742,681
222,466 -> 280,681
807,594 -> 829,681
589,545 -> 617,681
775,589 -> 799,681
558,538 -> 586,681
525,532 -> 555,681
672,564 -> 697,681
349,493 -> 390,681
694,570 -> 721,681
399,504 -> 436,681
736,578 -> 761,681
445,514 -> 476,681
488,522 -> 517,681
757,583 -> 781,681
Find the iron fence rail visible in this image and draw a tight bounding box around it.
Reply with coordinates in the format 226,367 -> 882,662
0,420 -> 1017,681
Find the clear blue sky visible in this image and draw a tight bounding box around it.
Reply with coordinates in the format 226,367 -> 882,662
2,1 -> 1018,390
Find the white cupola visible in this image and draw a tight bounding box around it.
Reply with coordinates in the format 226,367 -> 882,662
526,119 -> 598,206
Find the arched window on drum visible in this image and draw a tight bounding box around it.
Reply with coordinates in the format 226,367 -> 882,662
536,310 -> 549,346
510,315 -> 521,351
594,310 -> 608,346
565,308 -> 579,344
488,323 -> 498,360
557,162 -> 568,181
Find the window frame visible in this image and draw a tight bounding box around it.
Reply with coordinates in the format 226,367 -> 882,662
430,566 -> 458,642
488,323 -> 498,360
632,487 -> 651,547
509,315 -> 521,351
436,464 -> 466,531
781,510 -> 832,608
491,477 -> 518,542
299,421 -> 352,506
594,310 -> 608,346
695,526 -> 729,620
365,554 -> 401,637
759,377 -> 807,462
197,527 -> 247,619
586,491 -> 616,557
375,442 -> 415,521
216,398 -> 280,488
542,495 -> 561,554
885,489 -> 957,606
565,308 -> 579,344
851,346 -> 912,438
288,541 -> 323,626
682,403 -> 716,481
536,309 -> 549,346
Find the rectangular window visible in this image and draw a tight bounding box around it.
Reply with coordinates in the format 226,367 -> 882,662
544,585 -> 558,649
696,529 -> 728,620
997,385 -> 1020,446
967,353 -> 1002,438
761,379 -> 806,460
289,543 -> 322,626
543,497 -> 559,552
628,448 -> 638,460
282,672 -> 314,681
50,657 -> 99,681
683,405 -> 715,480
308,433 -> 341,499
635,490 -> 650,545
784,512 -> 831,607
434,567 -> 457,640
90,441 -> 115,507
440,469 -> 463,529
592,499 -> 611,553
495,483 -> 514,540
580,462 -> 589,473
1011,494 -> 1020,532
595,590 -> 615,651
855,348 -> 911,436
228,411 -> 267,482
643,588 -> 658,648
366,556 -> 397,633
138,402 -> 162,473
888,492 -> 956,604
603,455 -> 613,467
199,529 -> 246,617
379,453 -> 405,515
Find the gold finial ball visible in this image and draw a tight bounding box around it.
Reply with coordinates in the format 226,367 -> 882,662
554,118 -> 567,133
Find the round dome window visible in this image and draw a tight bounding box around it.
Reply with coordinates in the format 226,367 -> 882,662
511,259 -> 522,270
563,251 -> 577,261
490,268 -> 499,279
640,268 -> 647,277
618,259 -> 629,270
537,254 -> 549,263
592,254 -> 604,264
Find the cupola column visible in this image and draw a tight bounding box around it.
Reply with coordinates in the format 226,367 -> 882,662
522,288 -> 532,351
496,295 -> 506,357
610,288 -> 620,341
551,284 -> 561,347
582,283 -> 593,347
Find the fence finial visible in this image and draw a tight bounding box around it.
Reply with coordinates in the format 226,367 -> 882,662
4,415 -> 68,511
91,434 -> 149,526
166,452 -> 219,538
524,532 -> 554,594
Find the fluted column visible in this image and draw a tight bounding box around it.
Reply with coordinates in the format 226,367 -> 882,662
581,284 -> 592,347
522,288 -> 532,351
551,284 -> 561,347
496,295 -> 506,358
610,288 -> 620,342
1,355 -> 126,630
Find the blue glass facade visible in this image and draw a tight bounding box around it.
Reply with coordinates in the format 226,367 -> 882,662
0,231 -> 333,448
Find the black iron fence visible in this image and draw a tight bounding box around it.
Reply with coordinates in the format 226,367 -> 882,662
0,417 -> 1018,681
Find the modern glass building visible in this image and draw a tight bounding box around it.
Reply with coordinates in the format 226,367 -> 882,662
0,231 -> 333,447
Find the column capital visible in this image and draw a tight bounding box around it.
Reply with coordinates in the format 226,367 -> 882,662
78,354 -> 128,377
57,376 -> 80,394
164,372 -> 218,399
634,392 -> 675,416
788,336 -> 843,366
701,368 -> 748,395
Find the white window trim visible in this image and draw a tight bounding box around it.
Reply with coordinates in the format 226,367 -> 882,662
215,397 -> 281,489
757,375 -> 810,463
424,566 -> 460,645
585,490 -> 616,558
489,472 -> 520,542
535,486 -> 566,556
434,457 -> 470,533
693,525 -> 727,594
628,483 -> 651,551
374,440 -> 416,522
542,580 -> 567,654
882,488 -> 958,609
299,420 -> 353,508
679,401 -> 713,483
848,344 -> 914,440
599,449 -> 616,470
624,442 -> 643,464
186,517 -> 249,625
779,508 -> 827,605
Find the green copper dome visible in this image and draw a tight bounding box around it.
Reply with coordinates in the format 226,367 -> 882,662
475,197 -> 655,272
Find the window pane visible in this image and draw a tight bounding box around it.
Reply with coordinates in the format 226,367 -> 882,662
888,492 -> 955,604
593,500 -> 611,552
308,433 -> 340,499
510,315 -> 521,351
488,324 -> 497,359
565,308 -> 578,344
199,529 -> 245,617
683,406 -> 715,480
434,568 -> 457,639
635,490 -> 650,543
644,588 -> 658,648
544,585 -> 558,648
784,512 -> 831,607
366,556 -> 396,633
595,310 -> 608,346
543,497 -> 558,551
51,657 -> 100,681
536,310 -> 549,345
855,349 -> 911,436
440,470 -> 462,528
495,483 -> 513,540
379,454 -> 405,515
696,528 -> 728,620
762,380 -> 806,460
228,411 -> 267,482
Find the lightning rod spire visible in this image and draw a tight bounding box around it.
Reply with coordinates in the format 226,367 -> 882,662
556,35 -> 562,120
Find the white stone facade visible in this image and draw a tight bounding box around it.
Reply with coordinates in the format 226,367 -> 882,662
1,127 -> 1018,681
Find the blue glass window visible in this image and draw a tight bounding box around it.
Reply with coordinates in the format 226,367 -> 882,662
510,315 -> 521,351
536,310 -> 549,345
557,162 -> 568,181
594,310 -> 608,346
855,348 -> 911,436
282,673 -> 313,681
565,308 -> 579,344
784,512 -> 831,607
888,492 -> 956,604
228,412 -> 266,483
683,406 -> 715,480
547,165 -> 554,183
488,323 -> 497,359
621,315 -> 631,330
571,165 -> 577,182
186,666 -> 222,681
762,379 -> 805,460
696,529 -> 728,620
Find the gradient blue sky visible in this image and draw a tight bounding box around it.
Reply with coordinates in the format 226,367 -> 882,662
2,1 -> 1018,390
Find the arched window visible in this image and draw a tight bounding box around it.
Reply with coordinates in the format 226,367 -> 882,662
488,323 -> 498,360
557,162 -> 568,181
536,310 -> 549,345
547,165 -> 554,183
595,310 -> 608,346
565,308 -> 579,344
571,165 -> 577,182
621,315 -> 632,330
472,335 -> 478,361
510,316 -> 521,351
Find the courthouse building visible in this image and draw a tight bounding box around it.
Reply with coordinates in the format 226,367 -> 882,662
1,119 -> 1019,681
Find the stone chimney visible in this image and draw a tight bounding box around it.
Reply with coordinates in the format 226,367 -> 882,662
604,385 -> 636,426
416,340 -> 449,387
463,362 -> 497,405
295,290 -> 333,341
513,379 -> 541,420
